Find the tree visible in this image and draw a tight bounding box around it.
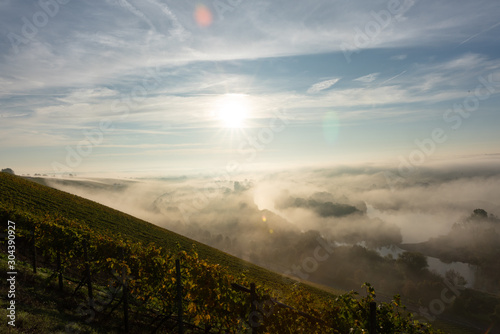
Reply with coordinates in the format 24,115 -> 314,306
445,269 -> 467,287
1,168 -> 15,175
397,251 -> 428,272
472,208 -> 488,218
453,208 -> 490,230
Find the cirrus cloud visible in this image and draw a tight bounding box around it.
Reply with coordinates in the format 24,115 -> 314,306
307,78 -> 341,94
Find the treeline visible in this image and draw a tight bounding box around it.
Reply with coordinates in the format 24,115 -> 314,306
408,209 -> 500,294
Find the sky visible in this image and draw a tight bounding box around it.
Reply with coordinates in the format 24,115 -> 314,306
1,0 -> 500,176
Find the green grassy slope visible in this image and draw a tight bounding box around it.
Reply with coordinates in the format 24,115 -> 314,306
0,173 -> 331,298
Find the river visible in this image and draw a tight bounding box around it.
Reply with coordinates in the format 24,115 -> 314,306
376,245 -> 477,288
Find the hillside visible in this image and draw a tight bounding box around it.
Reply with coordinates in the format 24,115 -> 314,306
0,173 -> 444,333
0,173 -> 303,293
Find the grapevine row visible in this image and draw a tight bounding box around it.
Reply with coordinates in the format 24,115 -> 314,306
0,201 -> 441,333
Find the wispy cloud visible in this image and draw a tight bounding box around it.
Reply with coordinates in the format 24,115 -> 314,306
458,21 -> 500,46
1,0 -> 499,174
391,55 -> 407,60
307,78 -> 341,94
354,73 -> 379,83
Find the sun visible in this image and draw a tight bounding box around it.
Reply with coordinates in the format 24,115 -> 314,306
215,94 -> 250,129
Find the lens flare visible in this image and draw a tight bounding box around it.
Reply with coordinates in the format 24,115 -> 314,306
194,4 -> 213,27
484,323 -> 495,333
322,111 -> 340,145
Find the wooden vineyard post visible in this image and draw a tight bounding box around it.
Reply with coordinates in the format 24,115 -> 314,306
250,283 -> 258,334
176,259 -> 184,334
122,248 -> 129,333
230,283 -> 260,332
83,239 -> 94,307
31,227 -> 37,274
57,251 -> 63,291
369,301 -> 377,334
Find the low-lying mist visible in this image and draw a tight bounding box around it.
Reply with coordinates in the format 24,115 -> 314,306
41,160 -> 500,297
43,161 -> 500,248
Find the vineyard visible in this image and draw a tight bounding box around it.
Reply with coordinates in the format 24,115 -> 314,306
0,173 -> 443,333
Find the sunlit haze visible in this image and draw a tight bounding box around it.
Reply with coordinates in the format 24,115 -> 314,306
1,0 -> 499,176
2,2 -> 500,331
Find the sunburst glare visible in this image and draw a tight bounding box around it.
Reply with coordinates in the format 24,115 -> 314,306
214,94 -> 251,129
